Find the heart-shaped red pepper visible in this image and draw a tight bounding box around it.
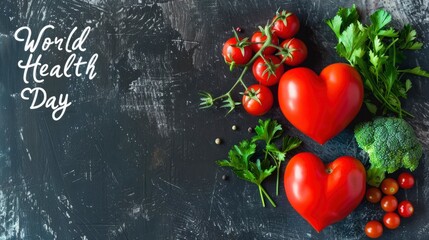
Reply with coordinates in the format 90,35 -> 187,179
278,63 -> 363,144
284,152 -> 366,232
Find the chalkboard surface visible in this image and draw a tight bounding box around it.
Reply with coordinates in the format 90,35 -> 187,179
1,0 -> 428,239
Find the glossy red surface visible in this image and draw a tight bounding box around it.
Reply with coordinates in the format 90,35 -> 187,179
278,63 -> 364,144
284,152 -> 366,232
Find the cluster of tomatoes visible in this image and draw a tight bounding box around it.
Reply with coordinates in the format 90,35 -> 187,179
221,10 -> 308,116
364,172 -> 416,238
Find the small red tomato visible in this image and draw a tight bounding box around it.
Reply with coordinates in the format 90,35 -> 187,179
383,212 -> 401,229
222,37 -> 253,65
242,84 -> 273,116
279,38 -> 308,66
398,200 -> 414,218
271,10 -> 300,39
251,31 -> 279,55
381,178 -> 399,195
365,220 -> 383,239
398,172 -> 415,189
366,187 -> 382,203
381,195 -> 398,212
252,55 -> 284,86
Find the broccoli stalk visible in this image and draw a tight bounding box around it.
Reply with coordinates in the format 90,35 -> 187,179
354,117 -> 422,187
366,165 -> 386,187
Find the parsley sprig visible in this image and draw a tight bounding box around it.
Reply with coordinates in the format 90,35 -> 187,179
252,119 -> 302,196
326,5 -> 429,117
217,119 -> 301,207
217,140 -> 277,207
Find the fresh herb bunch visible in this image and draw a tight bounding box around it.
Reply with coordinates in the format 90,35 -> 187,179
326,5 -> 429,117
217,119 -> 301,207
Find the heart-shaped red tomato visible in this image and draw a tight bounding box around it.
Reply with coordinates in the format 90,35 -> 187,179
284,152 -> 366,232
278,63 -> 363,144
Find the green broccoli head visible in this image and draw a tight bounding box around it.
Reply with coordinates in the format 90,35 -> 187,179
355,117 -> 422,187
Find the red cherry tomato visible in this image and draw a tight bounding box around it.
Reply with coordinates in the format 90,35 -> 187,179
380,178 -> 399,195
252,55 -> 284,86
222,37 -> 253,65
251,31 -> 279,55
365,220 -> 383,239
398,172 -> 415,189
366,187 -> 382,203
380,195 -> 398,212
383,212 -> 400,229
398,200 -> 414,218
279,38 -> 308,66
271,11 -> 300,39
242,84 -> 273,116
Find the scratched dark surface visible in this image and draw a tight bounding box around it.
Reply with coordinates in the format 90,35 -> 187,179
0,0 -> 429,239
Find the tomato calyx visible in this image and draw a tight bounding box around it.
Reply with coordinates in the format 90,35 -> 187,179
242,88 -> 262,105
257,26 -> 267,37
273,9 -> 294,27
260,55 -> 281,79
277,39 -> 297,60
221,93 -> 241,114
255,25 -> 274,40
231,28 -> 252,56
199,91 -> 214,109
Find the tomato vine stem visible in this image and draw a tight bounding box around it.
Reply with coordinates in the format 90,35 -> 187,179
200,25 -> 275,113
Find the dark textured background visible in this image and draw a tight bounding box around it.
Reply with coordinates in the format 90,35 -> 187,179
0,0 -> 428,239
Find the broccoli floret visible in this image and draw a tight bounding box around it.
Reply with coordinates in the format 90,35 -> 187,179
354,117 -> 422,187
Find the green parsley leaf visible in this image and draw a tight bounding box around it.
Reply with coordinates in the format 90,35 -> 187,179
373,36 -> 384,53
405,79 -> 412,92
333,4 -> 359,31
365,101 -> 378,114
252,119 -> 283,144
326,15 -> 343,38
266,143 -> 285,162
338,23 -> 367,65
378,28 -> 398,38
282,136 -> 302,153
248,159 -> 277,185
399,67 -> 429,78
217,140 -> 256,170
399,25 -> 423,50
370,9 -> 392,32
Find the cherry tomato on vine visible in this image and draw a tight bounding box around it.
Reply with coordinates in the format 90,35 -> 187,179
251,31 -> 279,55
242,84 -> 273,116
398,200 -> 414,218
366,187 -> 382,203
383,212 -> 400,229
271,10 -> 300,39
381,195 -> 398,212
365,220 -> 383,239
279,38 -> 307,66
398,172 -> 415,189
222,37 -> 253,66
380,178 -> 399,195
252,55 -> 284,86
